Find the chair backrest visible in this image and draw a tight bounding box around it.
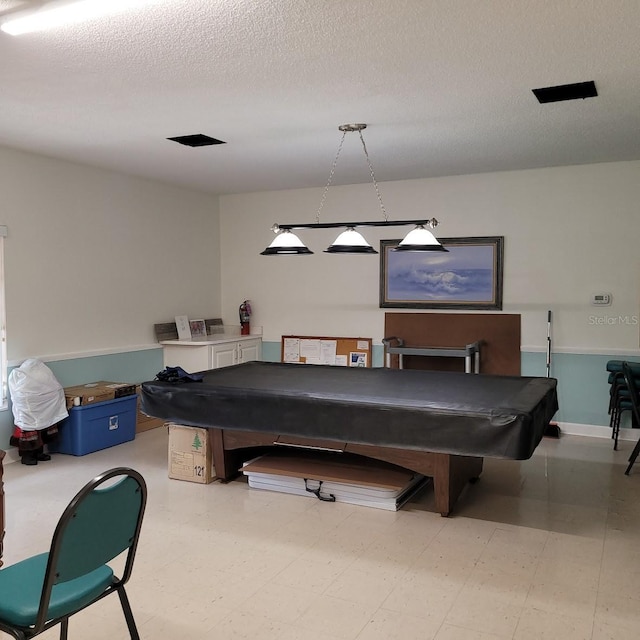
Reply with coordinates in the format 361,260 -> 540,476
38,468 -> 146,619
5,468 -> 147,636
623,362 -> 640,424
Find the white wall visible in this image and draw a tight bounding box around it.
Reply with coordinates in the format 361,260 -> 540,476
219,161 -> 640,353
1,146 -> 221,362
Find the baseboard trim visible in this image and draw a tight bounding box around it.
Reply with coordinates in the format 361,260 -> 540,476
557,421 -> 637,441
3,447 -> 20,465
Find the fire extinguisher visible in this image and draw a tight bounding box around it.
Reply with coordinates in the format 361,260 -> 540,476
239,300 -> 252,335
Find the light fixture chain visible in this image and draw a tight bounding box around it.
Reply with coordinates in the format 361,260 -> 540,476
315,130 -> 347,224
358,130 -> 389,222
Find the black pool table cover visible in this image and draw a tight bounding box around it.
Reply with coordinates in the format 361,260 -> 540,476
141,361 -> 558,460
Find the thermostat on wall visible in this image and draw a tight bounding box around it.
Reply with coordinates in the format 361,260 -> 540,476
591,293 -> 612,306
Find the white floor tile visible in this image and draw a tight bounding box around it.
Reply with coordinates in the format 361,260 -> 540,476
3,427 -> 640,639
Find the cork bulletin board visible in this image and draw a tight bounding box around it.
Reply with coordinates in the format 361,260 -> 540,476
281,335 -> 373,367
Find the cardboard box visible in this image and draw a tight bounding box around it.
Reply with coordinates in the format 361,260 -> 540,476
168,424 -> 213,484
64,381 -> 136,409
136,412 -> 165,433
52,395 -> 137,456
135,386 -> 165,433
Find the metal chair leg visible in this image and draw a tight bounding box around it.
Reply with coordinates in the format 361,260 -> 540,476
117,587 -> 140,640
613,404 -> 622,450
60,617 -> 69,640
625,436 -> 640,475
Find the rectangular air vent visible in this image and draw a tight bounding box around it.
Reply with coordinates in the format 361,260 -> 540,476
532,81 -> 597,104
167,134 -> 226,147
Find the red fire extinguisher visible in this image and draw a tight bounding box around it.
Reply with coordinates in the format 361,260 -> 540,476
239,300 -> 252,335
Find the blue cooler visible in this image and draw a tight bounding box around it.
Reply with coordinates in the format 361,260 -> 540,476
53,395 -> 137,456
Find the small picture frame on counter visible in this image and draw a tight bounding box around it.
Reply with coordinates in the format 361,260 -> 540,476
189,319 -> 207,339
175,315 -> 191,340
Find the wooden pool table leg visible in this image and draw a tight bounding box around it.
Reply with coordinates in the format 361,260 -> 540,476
343,443 -> 484,516
433,454 -> 484,517
210,428 -> 237,482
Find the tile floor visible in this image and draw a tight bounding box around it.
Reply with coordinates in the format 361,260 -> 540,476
3,427 -> 640,639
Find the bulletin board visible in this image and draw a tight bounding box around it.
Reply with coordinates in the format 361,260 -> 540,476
281,335 -> 373,367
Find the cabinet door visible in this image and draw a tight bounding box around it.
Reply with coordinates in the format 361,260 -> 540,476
163,345 -> 209,371
238,338 -> 262,363
210,343 -> 237,369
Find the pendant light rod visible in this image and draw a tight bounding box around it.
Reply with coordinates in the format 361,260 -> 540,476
272,218 -> 439,232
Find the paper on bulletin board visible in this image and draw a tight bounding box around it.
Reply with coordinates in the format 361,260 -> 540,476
300,339 -> 321,361
283,338 -> 300,362
296,339 -> 339,365
357,340 -> 369,350
320,340 -> 337,365
349,352 -> 367,367
335,355 -> 348,366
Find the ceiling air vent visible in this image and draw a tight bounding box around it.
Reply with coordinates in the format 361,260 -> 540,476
532,81 -> 597,104
167,134 -> 226,147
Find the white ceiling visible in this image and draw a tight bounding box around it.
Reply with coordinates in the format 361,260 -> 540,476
1,0 -> 639,195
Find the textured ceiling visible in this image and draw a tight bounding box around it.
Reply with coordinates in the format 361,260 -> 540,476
0,0 -> 639,195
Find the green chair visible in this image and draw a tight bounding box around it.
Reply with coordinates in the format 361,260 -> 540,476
623,363 -> 640,476
0,467 -> 147,639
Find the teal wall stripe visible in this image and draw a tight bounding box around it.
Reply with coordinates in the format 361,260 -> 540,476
523,351 -> 640,428
44,348 -> 164,387
1,348 -> 163,444
267,341 -> 638,429
3,344 -> 638,449
261,341 -> 281,363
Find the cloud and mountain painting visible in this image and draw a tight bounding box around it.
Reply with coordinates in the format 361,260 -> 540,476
381,237 -> 503,309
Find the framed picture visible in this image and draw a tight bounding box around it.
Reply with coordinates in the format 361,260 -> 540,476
175,315 -> 191,340
380,236 -> 504,310
189,319 -> 207,339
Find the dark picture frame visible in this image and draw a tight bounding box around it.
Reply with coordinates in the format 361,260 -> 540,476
380,236 -> 504,310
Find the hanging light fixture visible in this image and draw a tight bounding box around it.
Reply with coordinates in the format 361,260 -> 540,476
260,229 -> 313,255
261,124 -> 447,255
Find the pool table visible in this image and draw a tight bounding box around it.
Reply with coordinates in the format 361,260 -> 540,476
141,361 -> 558,515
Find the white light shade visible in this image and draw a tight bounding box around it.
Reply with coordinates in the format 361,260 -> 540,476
332,229 -> 371,247
324,228 -> 377,254
0,0 -> 157,36
400,226 -> 439,246
260,231 -> 312,255
394,225 -> 447,252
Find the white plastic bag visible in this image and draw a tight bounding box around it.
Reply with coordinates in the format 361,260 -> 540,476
8,359 -> 69,430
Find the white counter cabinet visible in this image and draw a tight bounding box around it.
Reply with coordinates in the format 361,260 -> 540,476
160,335 -> 262,371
